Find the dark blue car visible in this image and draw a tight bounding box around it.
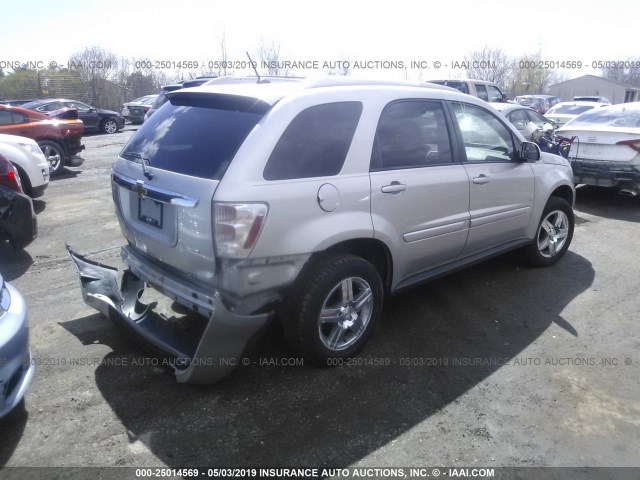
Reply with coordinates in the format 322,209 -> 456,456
20,98 -> 125,134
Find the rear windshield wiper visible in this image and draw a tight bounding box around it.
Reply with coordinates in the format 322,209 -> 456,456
122,152 -> 154,179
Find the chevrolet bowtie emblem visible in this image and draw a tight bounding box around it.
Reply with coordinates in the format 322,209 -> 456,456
132,180 -> 147,199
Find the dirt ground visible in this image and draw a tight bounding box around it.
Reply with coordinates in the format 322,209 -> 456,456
1,127 -> 639,473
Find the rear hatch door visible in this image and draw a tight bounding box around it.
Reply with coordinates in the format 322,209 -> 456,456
112,91 -> 271,287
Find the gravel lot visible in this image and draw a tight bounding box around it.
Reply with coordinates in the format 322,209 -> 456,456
0,127 -> 639,473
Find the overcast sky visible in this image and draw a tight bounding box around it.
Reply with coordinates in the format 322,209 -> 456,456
2,0 -> 638,80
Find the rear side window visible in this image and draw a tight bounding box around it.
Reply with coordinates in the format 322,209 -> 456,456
0,110 -> 27,125
121,101 -> 265,180
371,100 -> 454,170
263,102 -> 362,180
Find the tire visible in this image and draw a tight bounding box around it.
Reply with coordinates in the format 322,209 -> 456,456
524,197 -> 574,267
12,165 -> 33,197
283,254 -> 384,365
38,140 -> 65,176
100,118 -> 119,134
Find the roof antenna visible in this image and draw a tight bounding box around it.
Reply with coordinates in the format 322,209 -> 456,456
246,51 -> 263,83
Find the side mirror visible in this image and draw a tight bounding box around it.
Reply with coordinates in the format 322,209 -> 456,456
520,141 -> 541,162
89,108 -> 96,112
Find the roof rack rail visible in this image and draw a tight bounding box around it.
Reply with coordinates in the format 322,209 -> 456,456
300,76 -> 457,91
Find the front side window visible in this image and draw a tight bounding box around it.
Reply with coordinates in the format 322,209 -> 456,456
65,101 -> 91,111
371,100 -> 454,170
508,109 -> 531,130
475,84 -> 489,101
451,102 -> 515,162
526,109 -> 550,128
263,102 -> 362,180
487,85 -> 503,102
38,101 -> 64,112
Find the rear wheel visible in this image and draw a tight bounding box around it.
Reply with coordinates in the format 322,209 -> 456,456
284,254 -> 384,365
524,197 -> 574,267
38,140 -> 65,176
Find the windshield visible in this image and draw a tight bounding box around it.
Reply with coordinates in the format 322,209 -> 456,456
121,100 -> 266,180
429,81 -> 469,95
567,105 -> 640,128
548,105 -> 595,115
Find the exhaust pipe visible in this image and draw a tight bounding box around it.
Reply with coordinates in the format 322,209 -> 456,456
619,189 -> 638,197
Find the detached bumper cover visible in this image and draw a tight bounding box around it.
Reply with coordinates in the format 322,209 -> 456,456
571,159 -> 640,191
66,246 -> 271,384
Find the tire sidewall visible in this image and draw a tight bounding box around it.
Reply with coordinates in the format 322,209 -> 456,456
530,197 -> 574,267
291,255 -> 384,364
101,118 -> 118,134
38,141 -> 65,176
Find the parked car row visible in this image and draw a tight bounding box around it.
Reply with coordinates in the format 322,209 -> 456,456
19,99 -> 124,134
121,95 -> 157,124
0,104 -> 85,176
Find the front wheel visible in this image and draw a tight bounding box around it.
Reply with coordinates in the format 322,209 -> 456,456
524,197 -> 574,267
284,254 -> 384,365
100,118 -> 119,134
38,140 -> 65,176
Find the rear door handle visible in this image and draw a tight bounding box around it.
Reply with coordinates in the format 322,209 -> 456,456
381,182 -> 407,194
473,175 -> 490,185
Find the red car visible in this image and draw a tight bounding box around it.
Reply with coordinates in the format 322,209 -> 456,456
0,154 -> 37,249
0,105 -> 85,176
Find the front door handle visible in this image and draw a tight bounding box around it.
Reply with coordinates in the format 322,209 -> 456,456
473,175 -> 490,185
381,182 -> 407,194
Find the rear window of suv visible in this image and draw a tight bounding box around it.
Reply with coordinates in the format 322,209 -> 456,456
121,99 -> 266,180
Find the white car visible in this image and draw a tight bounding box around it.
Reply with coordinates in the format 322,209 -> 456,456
545,101 -> 606,128
558,102 -> 640,195
0,134 -> 50,198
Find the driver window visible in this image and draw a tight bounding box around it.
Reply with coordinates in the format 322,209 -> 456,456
487,86 -> 503,102
508,109 -> 530,130
451,102 -> 515,162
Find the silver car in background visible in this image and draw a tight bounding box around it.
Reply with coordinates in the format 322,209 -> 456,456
559,102 -> 640,195
121,95 -> 158,124
0,273 -> 34,418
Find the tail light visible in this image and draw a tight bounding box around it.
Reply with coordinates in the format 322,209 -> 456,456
0,158 -> 23,193
213,203 -> 268,258
144,106 -> 150,113
616,139 -> 640,152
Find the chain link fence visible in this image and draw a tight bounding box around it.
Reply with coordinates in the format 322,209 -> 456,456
0,70 -> 130,111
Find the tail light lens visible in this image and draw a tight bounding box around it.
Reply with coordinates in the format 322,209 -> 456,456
0,159 -> 23,193
616,139 -> 640,152
213,203 -> 268,258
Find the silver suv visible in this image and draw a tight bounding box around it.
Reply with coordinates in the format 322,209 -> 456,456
68,78 -> 575,384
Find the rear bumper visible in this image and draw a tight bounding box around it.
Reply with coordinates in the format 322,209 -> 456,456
63,138 -> 85,158
571,159 -> 640,192
66,245 -> 271,384
0,186 -> 37,249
